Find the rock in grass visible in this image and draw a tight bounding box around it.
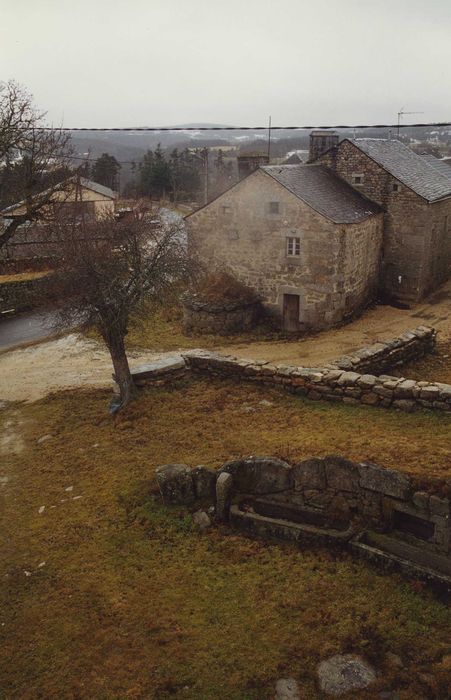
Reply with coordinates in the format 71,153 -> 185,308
155,464 -> 195,505
317,654 -> 376,696
215,472 -> 233,522
192,510 -> 211,531
275,677 -> 300,699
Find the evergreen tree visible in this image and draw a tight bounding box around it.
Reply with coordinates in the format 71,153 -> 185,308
91,153 -> 121,190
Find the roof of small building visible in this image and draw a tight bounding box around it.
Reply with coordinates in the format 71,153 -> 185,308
420,154 -> 451,181
77,177 -> 117,199
261,164 -> 381,224
346,138 -> 451,202
1,176 -> 116,216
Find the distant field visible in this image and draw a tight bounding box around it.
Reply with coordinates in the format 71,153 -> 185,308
1,379 -> 450,699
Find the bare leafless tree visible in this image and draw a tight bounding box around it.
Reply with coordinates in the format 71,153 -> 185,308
46,212 -> 195,410
0,80 -> 72,248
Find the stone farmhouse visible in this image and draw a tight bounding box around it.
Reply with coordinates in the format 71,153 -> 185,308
186,132 -> 451,332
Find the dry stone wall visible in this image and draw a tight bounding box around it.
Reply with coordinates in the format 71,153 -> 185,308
330,326 -> 436,374
129,326 -> 450,414
182,326 -> 450,414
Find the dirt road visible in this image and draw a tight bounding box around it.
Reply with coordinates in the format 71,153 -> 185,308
0,335 -> 175,403
0,280 -> 449,403
217,280 -> 451,366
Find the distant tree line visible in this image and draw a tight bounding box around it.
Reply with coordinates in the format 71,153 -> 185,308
123,145 -> 234,202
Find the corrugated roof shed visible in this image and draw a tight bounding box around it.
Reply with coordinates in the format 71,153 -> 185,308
261,164 -> 381,224
347,138 -> 451,202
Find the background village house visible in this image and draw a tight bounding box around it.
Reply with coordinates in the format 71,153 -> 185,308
0,177 -> 117,261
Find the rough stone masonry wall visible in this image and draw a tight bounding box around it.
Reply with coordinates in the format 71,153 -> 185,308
186,169 -> 383,330
182,326 -> 451,414
181,295 -> 260,335
318,140 -> 451,302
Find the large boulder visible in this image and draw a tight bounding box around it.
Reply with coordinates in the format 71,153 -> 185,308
192,465 -> 217,501
358,462 -> 411,500
317,654 -> 376,696
324,456 -> 360,493
218,456 -> 293,495
155,464 -> 195,505
292,458 -> 326,491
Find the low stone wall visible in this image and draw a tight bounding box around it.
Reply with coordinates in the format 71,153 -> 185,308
155,455 -> 451,590
0,275 -> 50,313
131,355 -> 188,387
182,294 -> 260,335
330,326 -> 436,374
129,326 -> 450,414
183,341 -> 451,415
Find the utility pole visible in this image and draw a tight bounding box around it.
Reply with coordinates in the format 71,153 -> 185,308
267,115 -> 272,161
202,147 -> 209,205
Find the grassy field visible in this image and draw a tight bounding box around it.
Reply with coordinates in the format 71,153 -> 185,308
1,379 -> 450,699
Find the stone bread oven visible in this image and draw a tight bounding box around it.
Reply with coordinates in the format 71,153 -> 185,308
156,456 -> 451,591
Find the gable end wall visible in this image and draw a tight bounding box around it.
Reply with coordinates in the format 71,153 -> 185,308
187,169 -> 383,330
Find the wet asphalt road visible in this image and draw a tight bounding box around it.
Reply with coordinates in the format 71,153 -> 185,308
0,309 -> 59,352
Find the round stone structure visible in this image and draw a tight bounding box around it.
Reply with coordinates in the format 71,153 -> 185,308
181,292 -> 260,335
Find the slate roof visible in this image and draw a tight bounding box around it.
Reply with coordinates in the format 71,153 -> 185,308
420,154 -> 451,181
347,138 -> 451,202
261,164 -> 381,224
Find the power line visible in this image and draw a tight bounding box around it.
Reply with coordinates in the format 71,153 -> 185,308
24,120 -> 451,132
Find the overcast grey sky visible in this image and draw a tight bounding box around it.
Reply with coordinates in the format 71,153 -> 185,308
1,0 -> 450,128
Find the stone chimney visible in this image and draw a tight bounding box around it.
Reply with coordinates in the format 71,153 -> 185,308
237,152 -> 269,180
308,130 -> 339,162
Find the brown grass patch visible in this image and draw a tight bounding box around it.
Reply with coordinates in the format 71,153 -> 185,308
0,380 -> 450,699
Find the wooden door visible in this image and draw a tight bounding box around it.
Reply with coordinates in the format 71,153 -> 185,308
283,294 -> 300,332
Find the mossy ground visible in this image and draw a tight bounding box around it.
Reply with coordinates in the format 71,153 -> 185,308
1,379 -> 450,699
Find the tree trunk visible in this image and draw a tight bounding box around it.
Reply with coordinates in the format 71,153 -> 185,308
0,217 -> 23,248
104,326 -> 136,408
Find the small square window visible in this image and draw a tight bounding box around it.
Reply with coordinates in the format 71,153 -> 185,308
286,236 -> 301,256
352,174 -> 363,185
392,183 -> 399,192
269,201 -> 280,214
222,205 -> 232,214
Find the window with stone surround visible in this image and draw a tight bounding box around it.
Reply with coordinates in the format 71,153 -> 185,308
286,236 -> 301,256
222,205 -> 232,214
392,182 -> 400,192
352,173 -> 364,185
268,201 -> 280,214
